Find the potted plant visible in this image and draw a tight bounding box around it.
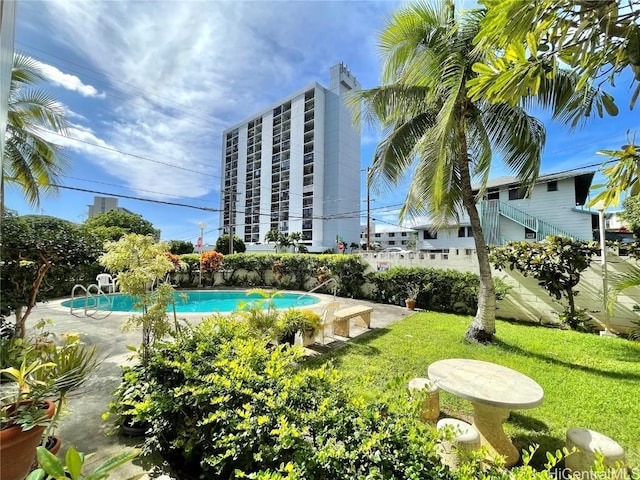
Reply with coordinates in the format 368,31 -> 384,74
277,309 -> 322,347
405,284 -> 421,310
35,330 -> 100,449
1,324 -> 99,480
1,356 -> 56,480
27,444 -> 139,480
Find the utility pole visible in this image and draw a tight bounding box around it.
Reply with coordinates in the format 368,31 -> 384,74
366,167 -> 371,251
228,186 -> 236,255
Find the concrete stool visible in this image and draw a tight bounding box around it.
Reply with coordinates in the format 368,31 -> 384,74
408,377 -> 440,422
566,428 -> 626,476
437,418 -> 481,468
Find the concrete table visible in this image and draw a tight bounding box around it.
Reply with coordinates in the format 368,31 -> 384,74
428,358 -> 544,467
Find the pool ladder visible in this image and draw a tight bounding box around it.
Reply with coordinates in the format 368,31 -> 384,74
70,284 -> 113,315
295,277 -> 338,306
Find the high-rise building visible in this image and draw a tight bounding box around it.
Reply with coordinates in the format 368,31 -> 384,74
87,196 -> 134,218
220,63 -> 361,252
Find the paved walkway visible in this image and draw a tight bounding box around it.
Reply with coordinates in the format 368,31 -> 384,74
25,292 -> 410,478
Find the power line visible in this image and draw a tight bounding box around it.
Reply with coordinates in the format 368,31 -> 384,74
59,174 -> 213,203
39,127 -> 220,179
52,184 -> 221,212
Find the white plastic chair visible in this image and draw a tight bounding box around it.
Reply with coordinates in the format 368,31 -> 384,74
319,301 -> 340,345
96,273 -> 116,293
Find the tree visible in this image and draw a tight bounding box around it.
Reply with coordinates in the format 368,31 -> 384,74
621,195 -> 640,237
470,0 -> 640,112
84,209 -> 159,243
0,212 -> 99,337
215,234 -> 246,254
2,53 -> 69,212
264,229 -> 280,252
491,236 -> 600,329
168,240 -> 195,255
99,234 -> 174,365
289,232 -> 302,253
354,1 -> 583,342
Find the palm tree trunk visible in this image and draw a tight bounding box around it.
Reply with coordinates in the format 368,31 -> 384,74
457,136 -> 496,343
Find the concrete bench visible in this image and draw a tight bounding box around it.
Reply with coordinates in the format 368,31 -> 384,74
566,428 -> 626,476
408,377 -> 440,422
437,418 -> 481,468
333,305 -> 373,337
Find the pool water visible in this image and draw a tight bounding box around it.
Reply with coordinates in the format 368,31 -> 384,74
62,290 -> 320,313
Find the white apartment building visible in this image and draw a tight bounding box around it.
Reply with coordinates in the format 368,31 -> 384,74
414,171 -> 598,252
87,196 -> 134,218
359,223 -> 418,250
220,63 -> 362,252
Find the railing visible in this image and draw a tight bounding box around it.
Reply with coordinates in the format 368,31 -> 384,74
295,277 -> 338,305
70,284 -> 113,315
480,200 -> 501,245
491,200 -> 589,243
496,201 -> 538,230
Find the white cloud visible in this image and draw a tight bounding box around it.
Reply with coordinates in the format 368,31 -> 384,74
21,1 -> 397,203
34,60 -> 105,98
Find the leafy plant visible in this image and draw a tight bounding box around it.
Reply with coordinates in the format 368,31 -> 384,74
238,289 -> 283,341
405,283 -> 422,301
99,234 -> 176,365
276,308 -> 322,341
0,212 -> 101,337
0,321 -> 99,441
26,445 -> 140,480
140,316 -> 452,479
102,363 -> 150,434
200,250 -> 224,286
491,236 -> 600,329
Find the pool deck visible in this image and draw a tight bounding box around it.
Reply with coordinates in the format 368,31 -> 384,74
18,292 -> 411,479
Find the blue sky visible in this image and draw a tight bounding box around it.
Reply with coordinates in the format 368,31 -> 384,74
7,0 -> 639,243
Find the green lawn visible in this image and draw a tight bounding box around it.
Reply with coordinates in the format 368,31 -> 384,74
304,312 -> 640,469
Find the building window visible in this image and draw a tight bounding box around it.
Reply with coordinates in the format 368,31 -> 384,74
487,189 -> 500,200
374,233 -> 381,238
389,241 -> 396,245
508,187 -> 526,200
547,181 -> 558,192
458,226 -> 473,237
388,232 -> 395,237
525,228 -> 536,239
423,230 -> 437,240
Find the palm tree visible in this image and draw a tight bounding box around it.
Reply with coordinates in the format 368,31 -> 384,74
264,229 -> 280,252
354,1 -> 600,342
2,52 -> 69,213
289,231 -> 302,252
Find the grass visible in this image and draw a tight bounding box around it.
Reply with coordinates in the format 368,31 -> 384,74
304,312 -> 640,469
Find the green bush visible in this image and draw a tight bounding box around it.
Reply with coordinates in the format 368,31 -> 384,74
141,317 -> 452,479
368,267 -> 510,314
318,255 -> 368,298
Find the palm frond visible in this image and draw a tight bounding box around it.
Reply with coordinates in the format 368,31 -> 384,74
481,103 -> 544,190
3,52 -> 70,208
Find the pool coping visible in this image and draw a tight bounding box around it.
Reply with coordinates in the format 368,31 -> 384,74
48,288 -> 333,318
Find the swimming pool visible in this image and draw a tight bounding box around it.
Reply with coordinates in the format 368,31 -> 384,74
61,290 -> 321,313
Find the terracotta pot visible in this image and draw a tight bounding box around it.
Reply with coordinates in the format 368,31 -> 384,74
405,299 -> 416,310
0,400 -> 55,480
45,435 -> 62,455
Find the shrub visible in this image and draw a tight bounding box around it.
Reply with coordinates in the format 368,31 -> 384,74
368,266 -> 510,314
317,255 -> 368,298
141,317 -> 451,479
201,251 -> 224,286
